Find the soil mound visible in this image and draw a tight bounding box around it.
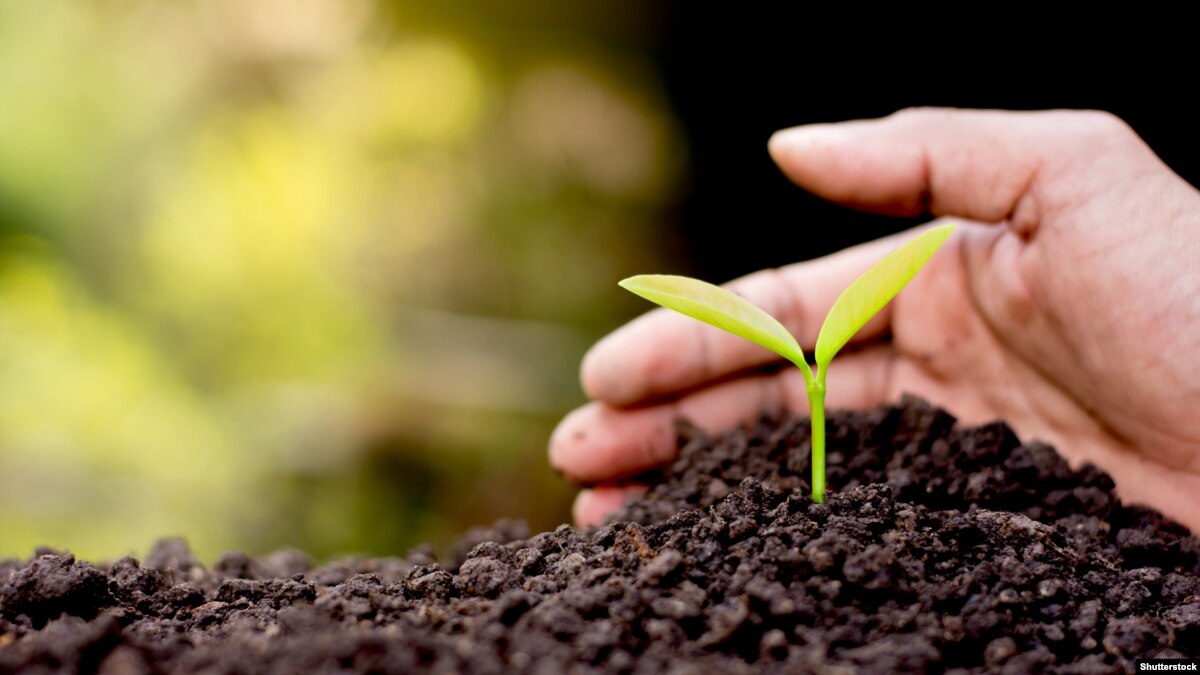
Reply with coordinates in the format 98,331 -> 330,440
3,397 -> 1198,673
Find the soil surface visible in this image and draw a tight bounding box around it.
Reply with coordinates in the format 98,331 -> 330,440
2,396 -> 1198,674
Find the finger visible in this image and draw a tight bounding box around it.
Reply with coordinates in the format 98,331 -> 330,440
554,370 -> 803,483
584,230 -> 922,407
767,108 -> 1144,234
572,484 -> 648,528
554,347 -> 895,483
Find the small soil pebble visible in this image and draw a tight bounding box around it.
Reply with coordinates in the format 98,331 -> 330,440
2,396 -> 1197,673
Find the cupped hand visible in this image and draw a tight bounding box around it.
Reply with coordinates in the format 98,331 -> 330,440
550,108 -> 1200,531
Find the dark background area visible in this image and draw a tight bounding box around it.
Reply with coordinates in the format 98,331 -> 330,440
653,9 -> 1197,282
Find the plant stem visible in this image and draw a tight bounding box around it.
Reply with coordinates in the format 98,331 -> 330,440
809,380 -> 826,503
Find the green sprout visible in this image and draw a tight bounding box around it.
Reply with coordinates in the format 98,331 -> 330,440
619,223 -> 955,503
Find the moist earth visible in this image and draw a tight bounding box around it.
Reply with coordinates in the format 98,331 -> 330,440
2,396 -> 1198,674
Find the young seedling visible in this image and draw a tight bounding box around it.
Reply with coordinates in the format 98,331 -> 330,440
619,223 -> 955,503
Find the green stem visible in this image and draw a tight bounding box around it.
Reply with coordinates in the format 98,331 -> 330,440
809,379 -> 826,503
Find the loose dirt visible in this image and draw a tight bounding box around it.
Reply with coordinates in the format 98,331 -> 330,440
3,396 -> 1197,673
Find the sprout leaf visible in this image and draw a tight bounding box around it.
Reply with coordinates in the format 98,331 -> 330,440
618,275 -> 811,377
618,225 -> 955,504
814,223 -> 955,369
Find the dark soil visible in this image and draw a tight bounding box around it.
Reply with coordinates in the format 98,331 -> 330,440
2,396 -> 1198,674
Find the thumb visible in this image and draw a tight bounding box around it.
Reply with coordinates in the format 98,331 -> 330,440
767,107 -> 1151,236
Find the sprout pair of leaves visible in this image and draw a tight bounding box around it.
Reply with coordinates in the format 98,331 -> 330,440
619,223 -> 955,503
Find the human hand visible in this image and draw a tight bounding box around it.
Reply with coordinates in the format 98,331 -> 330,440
549,108 -> 1200,531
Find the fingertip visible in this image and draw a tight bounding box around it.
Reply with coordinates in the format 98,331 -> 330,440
548,404 -> 591,479
769,125 -> 837,184
766,127 -> 797,161
581,319 -> 651,405
572,484 -> 649,528
580,310 -> 699,406
768,122 -> 841,160
579,333 -> 615,401
548,402 -> 678,484
767,115 -> 930,217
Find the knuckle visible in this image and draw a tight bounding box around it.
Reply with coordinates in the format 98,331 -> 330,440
1060,109 -> 1138,145
1075,109 -> 1130,132
889,106 -> 951,127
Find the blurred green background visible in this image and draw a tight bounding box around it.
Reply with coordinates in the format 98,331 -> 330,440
0,0 -> 684,561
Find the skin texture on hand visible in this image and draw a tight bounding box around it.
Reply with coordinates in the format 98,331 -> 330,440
549,108 -> 1200,532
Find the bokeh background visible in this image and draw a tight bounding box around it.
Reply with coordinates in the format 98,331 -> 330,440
2,2 -> 1194,562
0,0 -> 686,561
